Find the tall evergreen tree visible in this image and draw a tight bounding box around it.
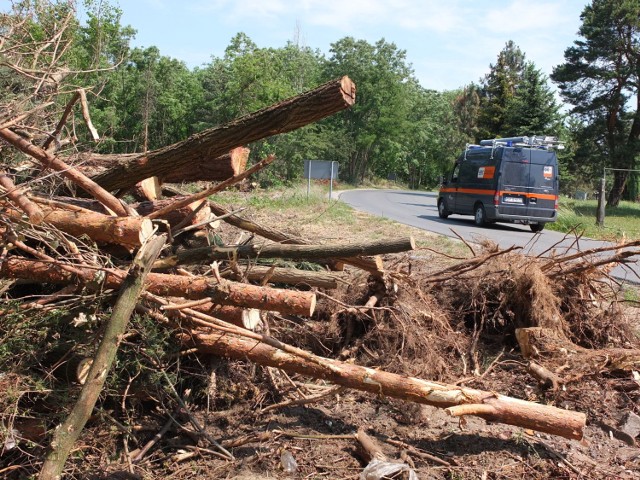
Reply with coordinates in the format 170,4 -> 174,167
477,40 -> 525,140
552,0 -> 640,206
503,62 -> 562,137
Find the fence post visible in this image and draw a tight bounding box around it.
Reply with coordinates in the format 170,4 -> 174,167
596,176 -> 606,227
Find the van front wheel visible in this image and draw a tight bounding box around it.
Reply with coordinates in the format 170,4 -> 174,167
474,204 -> 486,227
438,199 -> 449,219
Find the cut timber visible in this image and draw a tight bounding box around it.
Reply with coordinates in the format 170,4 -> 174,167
30,196 -> 212,229
136,176 -> 162,201
208,200 -> 384,275
232,265 -> 341,289
1,202 -> 153,248
0,258 -> 316,316
187,330 -> 586,440
154,237 -> 415,270
166,300 -> 262,330
71,148 -> 249,184
162,147 -> 249,183
90,77 -> 356,191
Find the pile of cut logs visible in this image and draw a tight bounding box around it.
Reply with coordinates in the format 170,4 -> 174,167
0,76 -> 587,477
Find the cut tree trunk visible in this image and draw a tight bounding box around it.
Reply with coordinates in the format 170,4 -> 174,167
0,258 -> 316,316
162,147 -> 249,183
1,201 -> 153,248
134,198 -> 212,228
71,147 -> 250,185
89,77 -> 356,192
166,300 -> 262,330
230,264 -> 341,289
31,195 -> 212,229
187,330 -> 586,440
207,199 -> 385,275
153,237 -> 415,270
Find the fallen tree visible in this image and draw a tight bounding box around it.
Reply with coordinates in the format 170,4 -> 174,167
89,76 -> 356,192
186,329 -> 586,440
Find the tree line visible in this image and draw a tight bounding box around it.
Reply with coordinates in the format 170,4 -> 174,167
1,0 -> 639,206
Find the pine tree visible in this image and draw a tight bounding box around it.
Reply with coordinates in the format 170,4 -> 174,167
552,0 -> 640,207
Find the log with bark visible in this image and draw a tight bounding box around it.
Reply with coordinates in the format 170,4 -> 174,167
71,147 -> 250,185
89,77 -> 356,192
186,329 -> 586,440
153,237 -> 416,270
1,201 -> 154,248
207,199 -> 385,274
228,264 -> 342,289
0,257 -> 316,316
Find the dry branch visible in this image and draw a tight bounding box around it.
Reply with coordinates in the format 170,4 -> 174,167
0,172 -> 44,224
90,76 -> 356,191
0,258 -> 316,316
1,201 -> 153,248
153,237 -> 415,270
0,127 -> 128,216
38,235 -> 166,480
231,264 -> 342,289
188,330 -> 586,440
207,199 -> 385,274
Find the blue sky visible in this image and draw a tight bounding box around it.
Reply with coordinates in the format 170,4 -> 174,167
1,0 -> 590,91
115,0 -> 589,92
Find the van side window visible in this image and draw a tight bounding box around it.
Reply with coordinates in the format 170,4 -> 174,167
451,164 -> 460,182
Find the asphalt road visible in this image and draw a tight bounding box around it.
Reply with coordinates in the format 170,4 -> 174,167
339,189 -> 640,284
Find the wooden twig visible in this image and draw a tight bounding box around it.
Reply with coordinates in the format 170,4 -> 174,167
0,172 -> 44,224
261,386 -> 344,413
41,91 -> 80,150
158,369 -> 234,461
0,127 -> 129,216
38,235 -> 166,480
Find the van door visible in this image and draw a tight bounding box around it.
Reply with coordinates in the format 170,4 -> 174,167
499,148 -> 530,217
527,150 -> 557,219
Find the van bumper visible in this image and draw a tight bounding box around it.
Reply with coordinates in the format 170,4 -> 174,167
488,206 -> 557,224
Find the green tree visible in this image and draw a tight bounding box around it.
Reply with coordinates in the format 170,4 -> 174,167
323,37 -> 414,183
503,62 -> 563,137
552,0 -> 640,206
477,40 -> 526,140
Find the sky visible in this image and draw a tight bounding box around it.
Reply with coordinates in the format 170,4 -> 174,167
1,0 -> 591,92
115,0 -> 590,92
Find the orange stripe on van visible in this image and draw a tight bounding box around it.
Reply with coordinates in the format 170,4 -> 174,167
440,187 -> 557,201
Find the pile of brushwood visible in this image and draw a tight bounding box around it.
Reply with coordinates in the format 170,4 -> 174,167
2,74 -> 640,479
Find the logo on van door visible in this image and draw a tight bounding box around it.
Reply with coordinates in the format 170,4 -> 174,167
477,166 -> 495,179
543,166 -> 553,179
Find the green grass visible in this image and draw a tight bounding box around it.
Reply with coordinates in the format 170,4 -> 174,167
546,198 -> 640,241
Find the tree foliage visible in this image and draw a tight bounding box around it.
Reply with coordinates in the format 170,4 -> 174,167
552,0 -> 640,206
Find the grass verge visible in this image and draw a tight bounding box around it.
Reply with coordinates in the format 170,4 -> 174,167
547,198 -> 640,241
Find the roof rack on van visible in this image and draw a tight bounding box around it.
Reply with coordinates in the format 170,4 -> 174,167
479,136 -> 564,150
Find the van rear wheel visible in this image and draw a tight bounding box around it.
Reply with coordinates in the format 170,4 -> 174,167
474,204 -> 486,227
530,223 -> 545,233
438,199 -> 449,219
